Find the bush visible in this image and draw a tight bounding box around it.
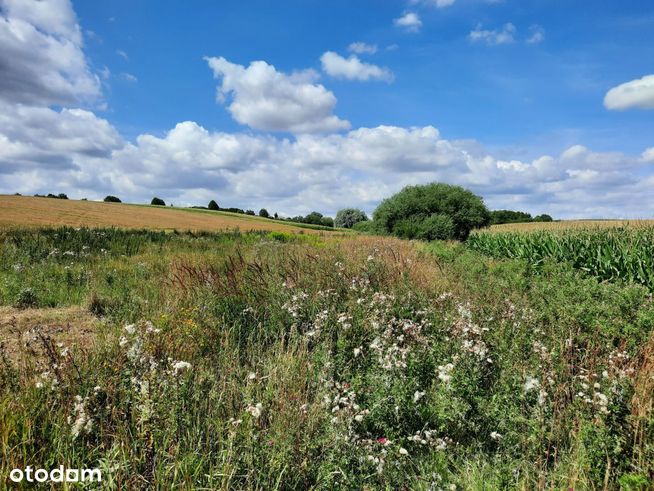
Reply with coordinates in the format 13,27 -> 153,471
259,208 -> 270,218
351,220 -> 379,234
335,208 -> 368,228
151,197 -> 166,206
320,217 -> 334,228
534,214 -> 553,222
245,210 -> 255,216
15,288 -> 38,309
104,195 -> 121,203
373,183 -> 490,241
208,200 -> 219,211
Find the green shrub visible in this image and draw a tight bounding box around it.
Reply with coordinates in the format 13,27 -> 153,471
208,200 -> 219,210
352,220 -> 379,234
374,183 -> 490,241
259,208 -> 269,218
15,288 -> 38,309
151,197 -> 166,206
104,195 -> 121,203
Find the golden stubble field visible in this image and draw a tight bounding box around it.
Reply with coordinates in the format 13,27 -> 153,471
0,195 -> 335,234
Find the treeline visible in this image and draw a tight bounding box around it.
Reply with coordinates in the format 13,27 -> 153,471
490,209 -> 553,225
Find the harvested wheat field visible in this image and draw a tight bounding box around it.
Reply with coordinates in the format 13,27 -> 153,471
0,195 -> 337,234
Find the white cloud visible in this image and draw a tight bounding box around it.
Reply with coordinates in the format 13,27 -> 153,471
320,52 -> 394,82
469,23 -> 516,45
348,42 -> 378,55
394,12 -> 422,32
527,25 -> 545,44
410,0 -> 455,7
205,56 -> 350,134
604,75 -> 654,111
642,148 -> 654,163
116,49 -> 128,60
120,73 -> 138,83
0,0 -> 101,106
3,106 -> 653,219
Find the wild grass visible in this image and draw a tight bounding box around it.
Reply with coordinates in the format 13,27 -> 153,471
0,228 -> 652,489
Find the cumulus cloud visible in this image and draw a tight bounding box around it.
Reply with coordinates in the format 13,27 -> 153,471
604,75 -> 654,110
2,107 -> 653,219
469,23 -> 516,45
320,52 -> 394,82
205,56 -> 350,133
394,12 -> 422,32
348,42 -> 378,55
527,25 -> 545,44
0,0 -> 101,106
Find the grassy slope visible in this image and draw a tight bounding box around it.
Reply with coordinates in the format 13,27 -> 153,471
1,228 -> 652,489
0,195 -> 346,234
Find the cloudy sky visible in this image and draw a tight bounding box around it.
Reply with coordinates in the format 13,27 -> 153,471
1,0 -> 653,218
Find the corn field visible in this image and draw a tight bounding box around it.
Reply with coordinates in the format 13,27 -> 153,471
467,227 -> 654,291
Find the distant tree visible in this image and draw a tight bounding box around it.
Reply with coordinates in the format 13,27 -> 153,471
320,217 -> 334,227
14,192 -> 21,196
373,183 -> 490,241
81,198 -> 88,201
335,208 -> 368,228
208,200 -> 219,210
534,214 -> 553,222
259,208 -> 270,218
151,197 -> 166,206
246,210 -> 255,216
274,212 -> 279,219
304,212 -> 324,225
490,210 -> 532,225
46,193 -> 57,199
104,195 -> 121,203
57,193 -> 68,200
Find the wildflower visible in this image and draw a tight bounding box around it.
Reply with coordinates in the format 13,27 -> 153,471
172,360 -> 192,375
523,376 -> 540,393
399,447 -> 409,456
248,372 -> 256,380
490,431 -> 502,440
247,403 -> 263,418
413,391 -> 425,403
438,363 -> 454,384
124,324 -> 136,335
353,347 -> 362,357
69,395 -> 91,439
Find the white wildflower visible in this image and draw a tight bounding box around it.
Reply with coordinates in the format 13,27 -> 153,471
124,324 -> 136,335
399,447 -> 409,456
523,376 -> 540,393
172,360 -> 192,375
247,403 -> 263,418
413,391 -> 425,403
490,431 -> 502,440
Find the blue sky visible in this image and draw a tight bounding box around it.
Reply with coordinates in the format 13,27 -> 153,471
1,0 -> 653,217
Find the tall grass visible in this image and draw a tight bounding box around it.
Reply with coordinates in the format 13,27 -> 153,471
0,228 -> 652,488
467,227 -> 654,291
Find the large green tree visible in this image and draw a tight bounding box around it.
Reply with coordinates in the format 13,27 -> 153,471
335,208 -> 368,228
373,183 -> 490,241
